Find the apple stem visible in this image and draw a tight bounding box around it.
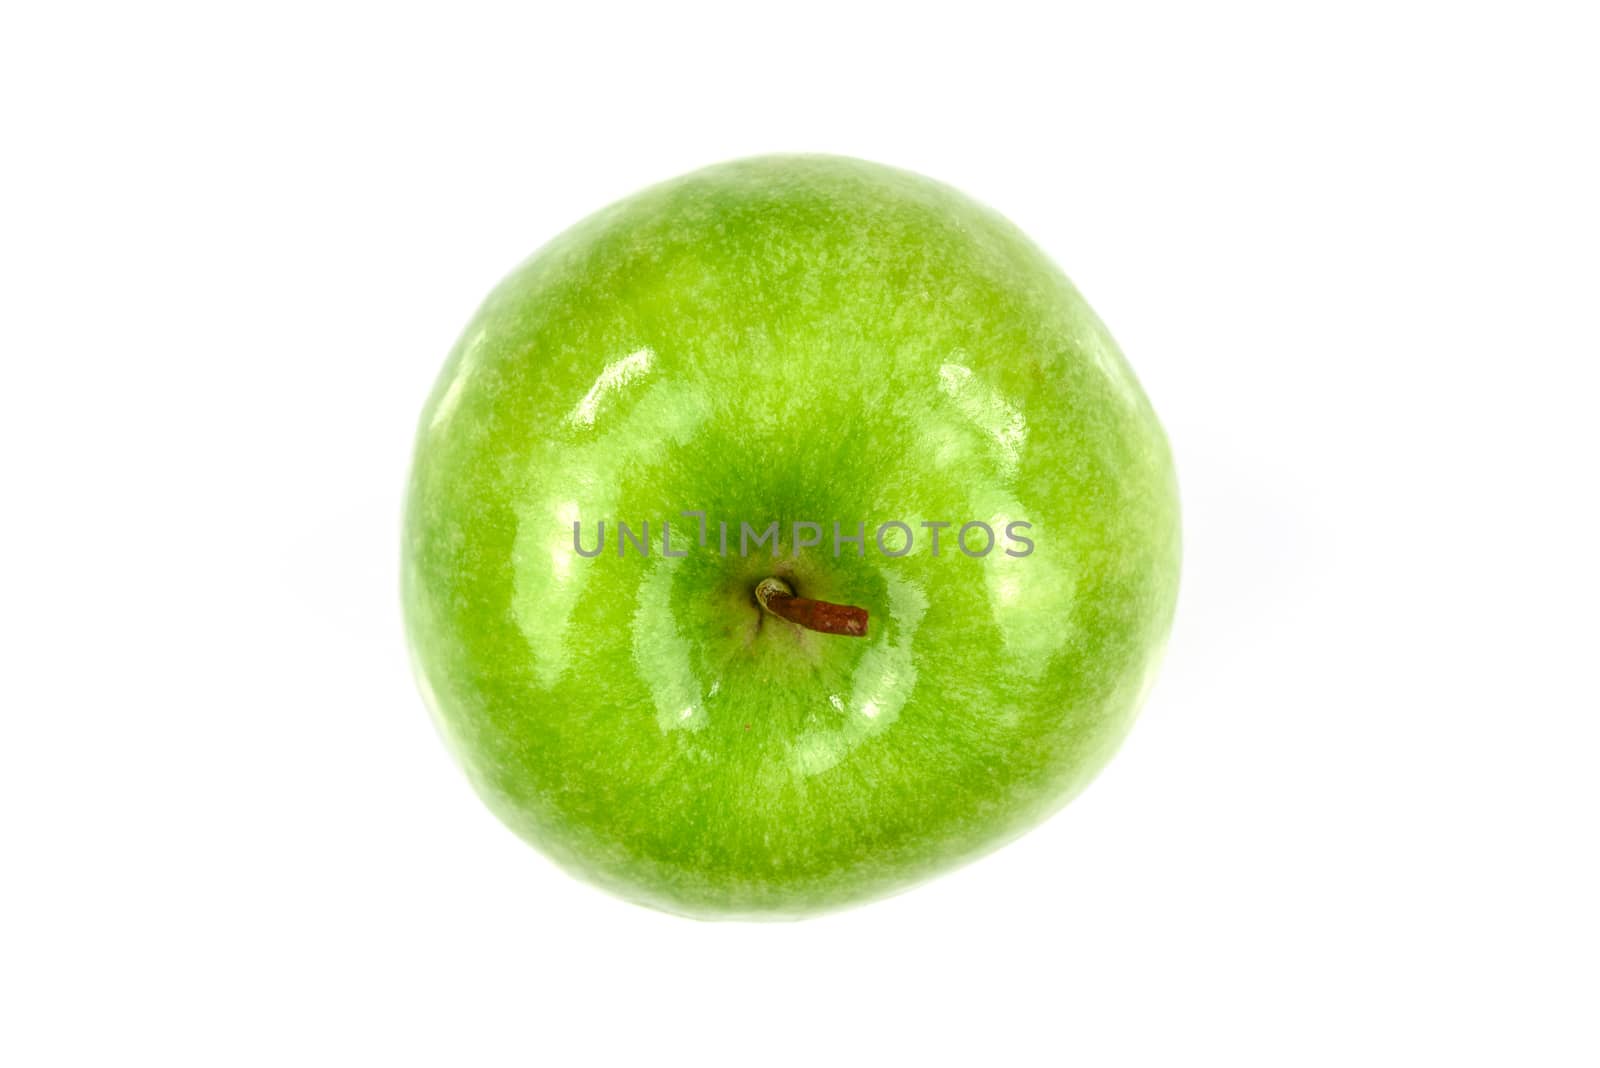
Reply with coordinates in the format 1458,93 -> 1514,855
754,577 -> 869,638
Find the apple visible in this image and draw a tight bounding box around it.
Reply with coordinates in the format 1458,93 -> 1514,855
403,155 -> 1180,918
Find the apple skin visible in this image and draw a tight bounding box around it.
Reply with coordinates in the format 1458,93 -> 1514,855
403,155 -> 1180,918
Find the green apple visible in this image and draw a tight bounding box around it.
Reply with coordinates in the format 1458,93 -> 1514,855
403,155 -> 1180,918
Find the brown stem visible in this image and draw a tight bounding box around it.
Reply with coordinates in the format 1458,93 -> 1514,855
754,577 -> 868,638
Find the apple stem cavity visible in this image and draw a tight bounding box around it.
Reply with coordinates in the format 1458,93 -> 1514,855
754,577 -> 868,638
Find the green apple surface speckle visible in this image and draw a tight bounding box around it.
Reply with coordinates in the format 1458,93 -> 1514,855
403,155 -> 1180,918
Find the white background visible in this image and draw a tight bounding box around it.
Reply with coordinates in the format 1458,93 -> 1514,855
3,3 -> 1596,1064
